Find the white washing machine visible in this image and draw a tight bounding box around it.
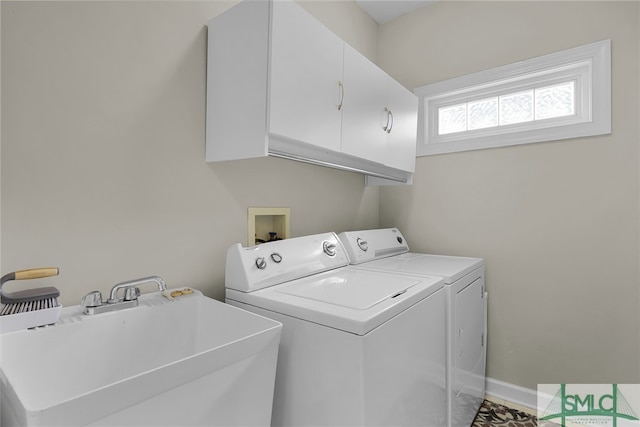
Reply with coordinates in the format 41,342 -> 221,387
225,232 -> 446,427
338,228 -> 487,427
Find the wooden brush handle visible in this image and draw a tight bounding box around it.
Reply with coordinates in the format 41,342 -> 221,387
14,268 -> 59,280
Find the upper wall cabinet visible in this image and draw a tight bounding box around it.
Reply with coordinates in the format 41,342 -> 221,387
342,45 -> 417,173
268,1 -> 343,153
206,0 -> 417,185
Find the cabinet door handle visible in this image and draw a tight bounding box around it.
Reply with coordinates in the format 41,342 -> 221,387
387,108 -> 394,134
337,81 -> 344,111
383,107 -> 391,132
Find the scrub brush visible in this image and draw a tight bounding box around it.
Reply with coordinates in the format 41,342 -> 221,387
0,267 -> 62,333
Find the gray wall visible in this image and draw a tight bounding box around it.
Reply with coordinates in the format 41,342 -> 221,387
377,1 -> 640,390
1,1 -> 379,305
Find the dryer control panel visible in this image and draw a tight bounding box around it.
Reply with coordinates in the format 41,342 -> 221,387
225,232 -> 349,292
338,228 -> 409,265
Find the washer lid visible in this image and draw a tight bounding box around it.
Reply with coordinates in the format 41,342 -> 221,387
226,267 -> 443,335
277,269 -> 417,310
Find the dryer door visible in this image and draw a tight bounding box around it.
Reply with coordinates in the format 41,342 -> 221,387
453,276 -> 486,427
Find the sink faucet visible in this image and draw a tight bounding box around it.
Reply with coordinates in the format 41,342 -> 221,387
81,275 -> 167,315
108,276 -> 167,303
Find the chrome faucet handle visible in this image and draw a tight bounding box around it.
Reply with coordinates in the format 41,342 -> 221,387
81,290 -> 103,308
124,287 -> 140,301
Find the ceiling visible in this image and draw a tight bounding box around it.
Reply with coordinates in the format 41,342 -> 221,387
355,0 -> 437,24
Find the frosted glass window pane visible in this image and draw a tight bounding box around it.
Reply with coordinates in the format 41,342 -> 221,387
499,90 -> 533,125
468,98 -> 498,130
535,81 -> 575,120
439,104 -> 467,135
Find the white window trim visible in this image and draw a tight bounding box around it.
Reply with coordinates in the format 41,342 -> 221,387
414,39 -> 611,156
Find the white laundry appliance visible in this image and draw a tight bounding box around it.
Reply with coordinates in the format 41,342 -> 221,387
338,228 -> 487,427
225,232 -> 447,427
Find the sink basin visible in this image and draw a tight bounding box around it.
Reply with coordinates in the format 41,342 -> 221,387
0,290 -> 282,426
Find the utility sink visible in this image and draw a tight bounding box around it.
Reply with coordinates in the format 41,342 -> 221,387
0,289 -> 282,426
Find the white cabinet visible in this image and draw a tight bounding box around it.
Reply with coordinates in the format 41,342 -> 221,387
341,45 -> 388,167
386,78 -> 419,172
268,1 -> 343,152
342,46 -> 417,173
206,0 -> 417,184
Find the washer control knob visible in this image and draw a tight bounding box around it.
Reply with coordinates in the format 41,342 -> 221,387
323,241 -> 337,257
271,252 -> 282,263
356,237 -> 368,252
255,257 -> 267,270
397,236 -> 403,244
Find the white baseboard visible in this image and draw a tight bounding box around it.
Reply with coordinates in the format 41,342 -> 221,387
485,377 -> 538,410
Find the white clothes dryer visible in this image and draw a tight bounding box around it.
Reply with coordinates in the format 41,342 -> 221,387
225,232 -> 446,427
338,228 -> 487,427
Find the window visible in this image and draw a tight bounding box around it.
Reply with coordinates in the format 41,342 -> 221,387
414,40 -> 611,156
438,81 -> 576,134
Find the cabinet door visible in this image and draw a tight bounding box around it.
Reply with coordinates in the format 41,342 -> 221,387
341,44 -> 388,165
384,78 -> 418,172
268,1 -> 343,152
